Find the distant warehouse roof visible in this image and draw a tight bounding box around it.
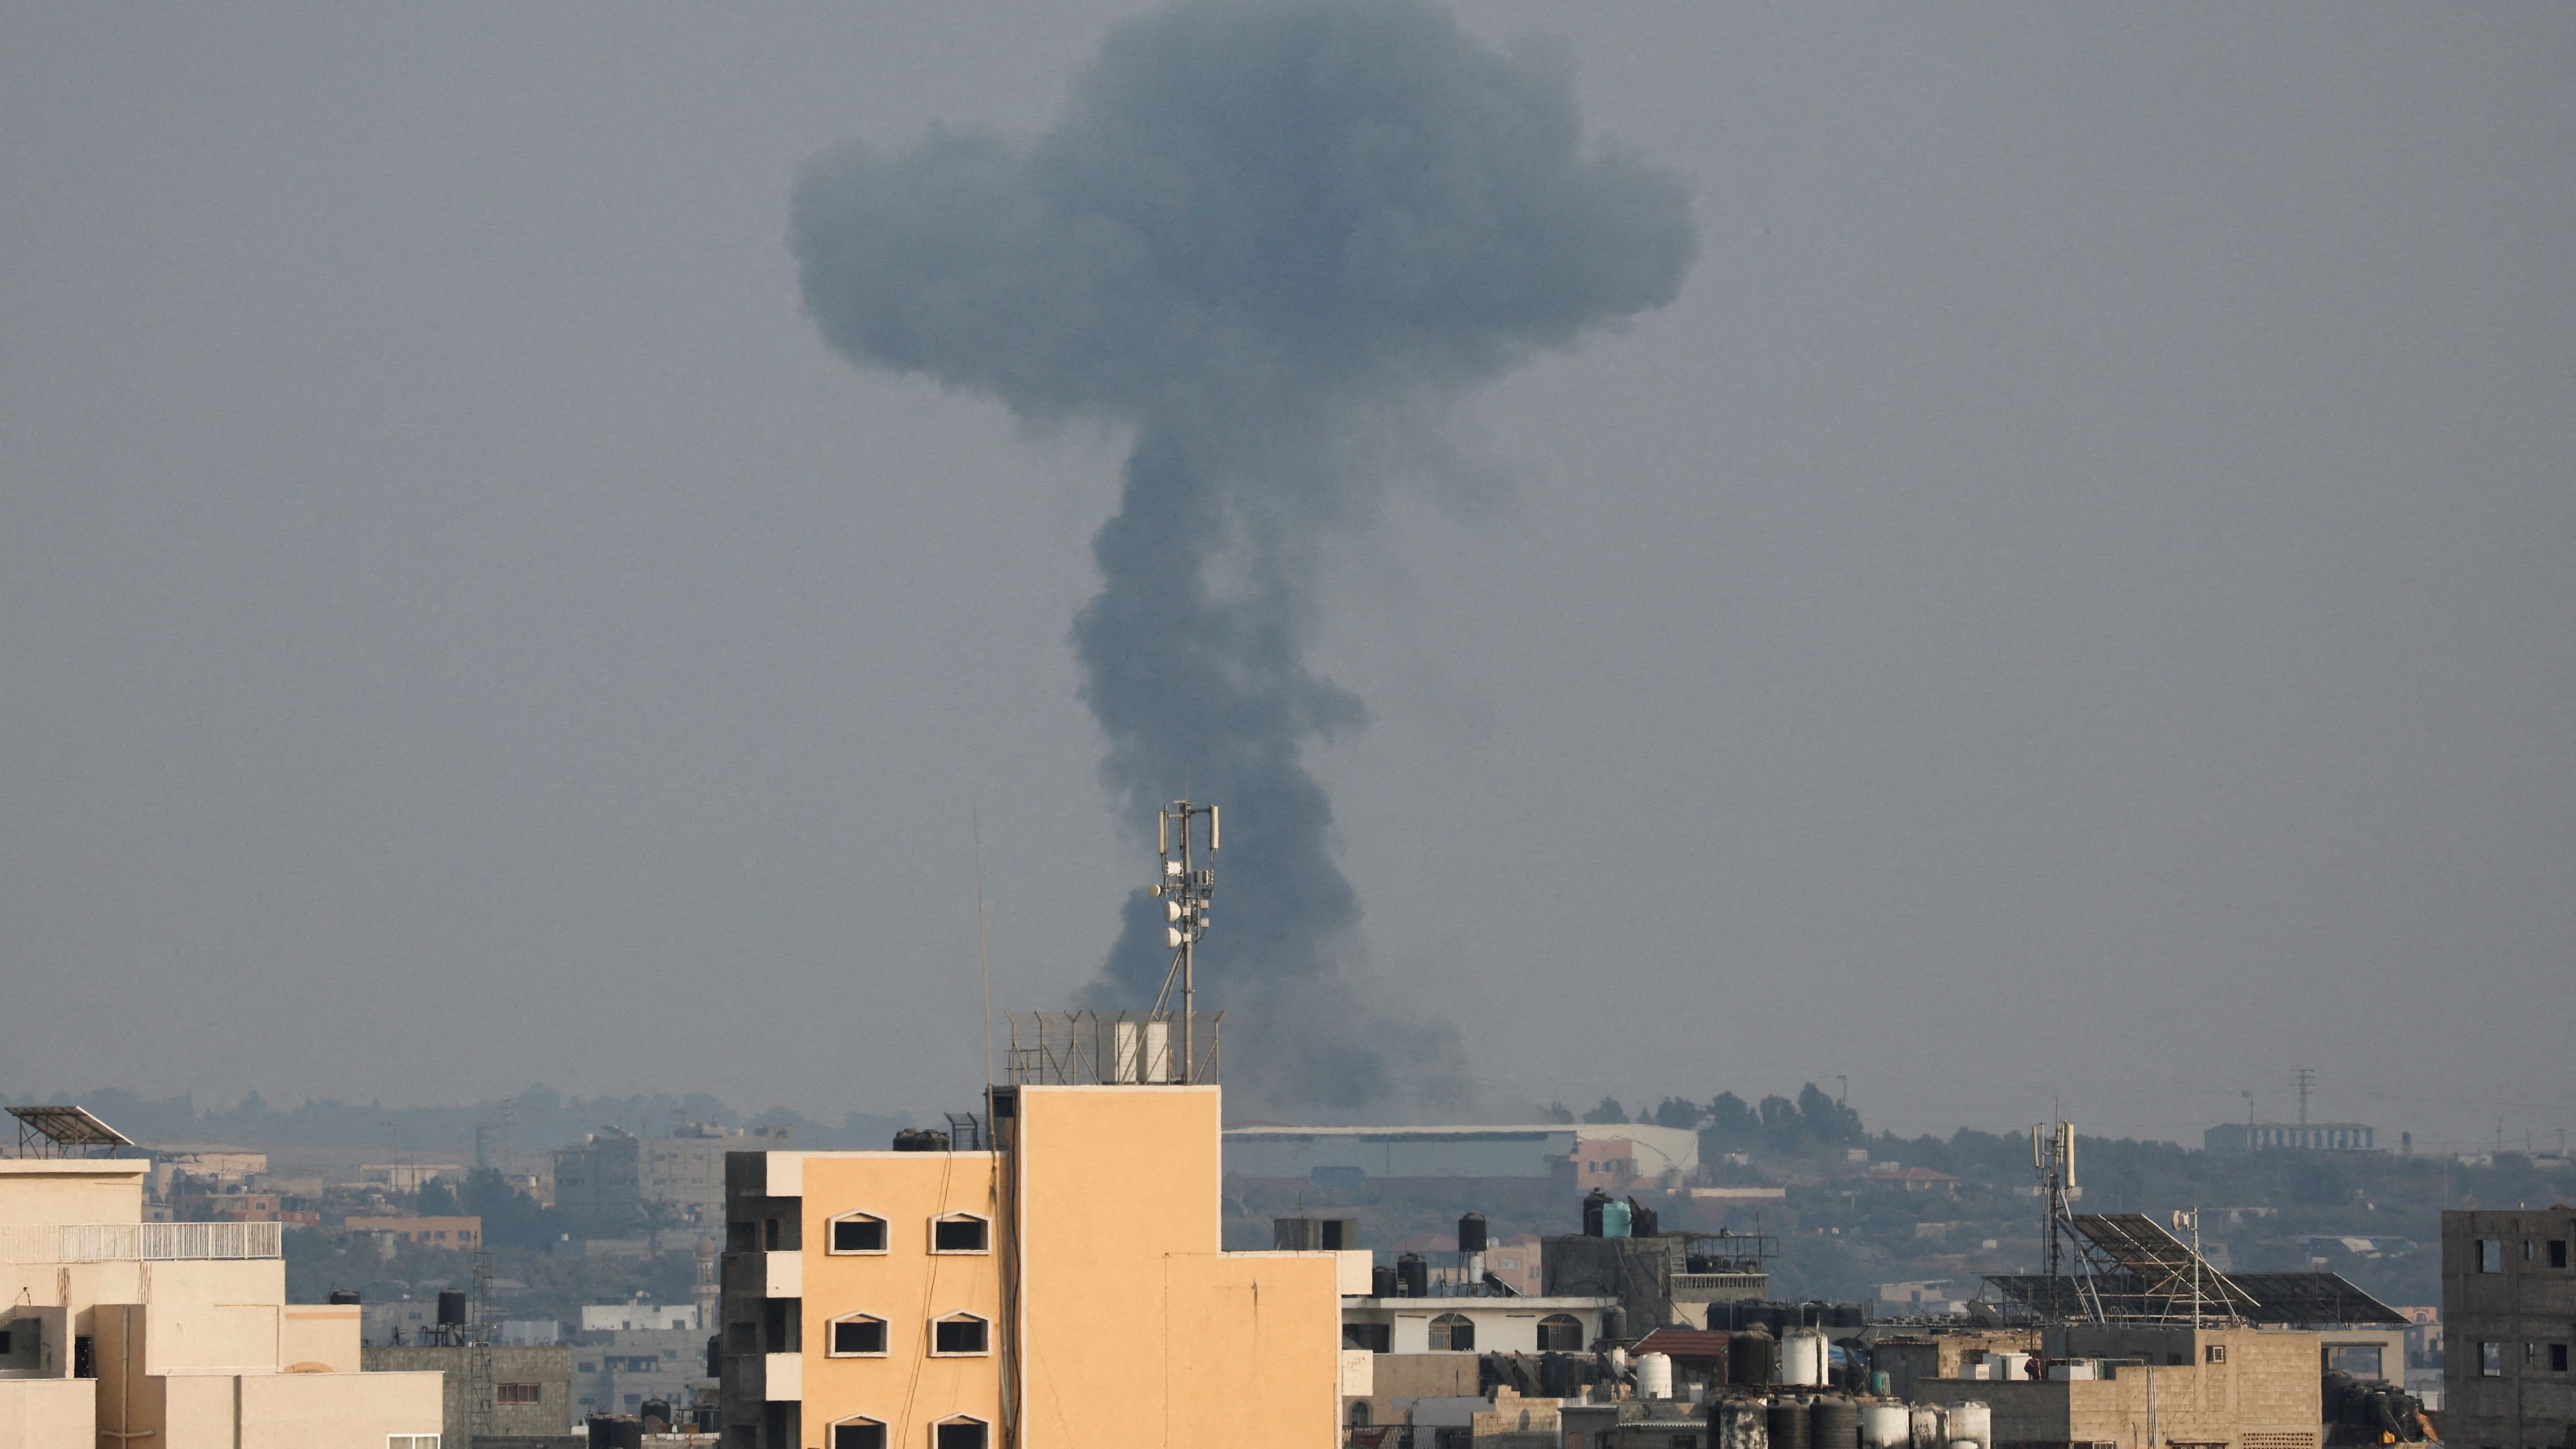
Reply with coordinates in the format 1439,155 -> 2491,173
1223,1123 -> 1699,1181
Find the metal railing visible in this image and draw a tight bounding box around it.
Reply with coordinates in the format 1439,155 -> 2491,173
0,1221 -> 282,1263
1004,1010 -> 1221,1086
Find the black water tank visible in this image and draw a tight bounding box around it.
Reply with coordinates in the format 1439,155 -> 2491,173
892,1128 -> 949,1152
1395,1252 -> 1428,1298
640,1399 -> 671,1429
1812,1396 -> 1861,1449
1731,1327 -> 1777,1385
1830,1303 -> 1866,1329
705,1335 -> 721,1378
1601,1305 -> 1626,1342
1458,1213 -> 1488,1254
1768,1398 -> 1811,1449
1540,1352 -> 1577,1398
587,1416 -> 644,1449
436,1290 -> 467,1327
327,1289 -> 361,1306
1630,1201 -> 1660,1238
1582,1188 -> 1612,1237
1373,1264 -> 1398,1298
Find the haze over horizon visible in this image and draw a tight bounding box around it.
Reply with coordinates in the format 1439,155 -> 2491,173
3,5 -> 2568,1151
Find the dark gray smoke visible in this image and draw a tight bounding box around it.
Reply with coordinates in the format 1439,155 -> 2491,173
791,0 -> 1695,1110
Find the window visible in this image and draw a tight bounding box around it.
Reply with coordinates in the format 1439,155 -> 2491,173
2551,1344 -> 2569,1373
1537,1314 -> 1585,1352
830,1419 -> 885,1449
932,1215 -> 989,1253
830,1316 -> 887,1357
1429,1312 -> 1475,1352
2479,1239 -> 2504,1273
1344,1322 -> 1390,1353
935,1420 -> 989,1449
763,1217 -> 781,1251
497,1383 -> 540,1404
831,1214 -> 888,1254
2552,1240 -> 2568,1270
2204,1344 -> 2227,1365
2480,1341 -> 2503,1377
931,1314 -> 990,1356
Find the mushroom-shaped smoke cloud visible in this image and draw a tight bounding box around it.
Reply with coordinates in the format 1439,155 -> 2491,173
792,0 -> 1696,1111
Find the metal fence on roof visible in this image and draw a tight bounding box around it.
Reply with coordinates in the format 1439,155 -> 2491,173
0,1221 -> 282,1263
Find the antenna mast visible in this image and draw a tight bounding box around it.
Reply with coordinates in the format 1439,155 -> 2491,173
1148,799 -> 1218,1084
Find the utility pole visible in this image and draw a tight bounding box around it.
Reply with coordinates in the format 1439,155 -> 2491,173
2293,1067 -> 2315,1128
1147,800 -> 1218,1084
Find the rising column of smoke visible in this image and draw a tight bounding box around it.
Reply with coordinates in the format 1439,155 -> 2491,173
791,0 -> 1696,1110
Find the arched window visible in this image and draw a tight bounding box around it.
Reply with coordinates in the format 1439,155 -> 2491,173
827,1313 -> 887,1358
1429,1312 -> 1475,1352
931,1213 -> 990,1254
829,1416 -> 885,1449
930,1313 -> 991,1357
1537,1313 -> 1585,1352
934,1416 -> 990,1449
1350,1402 -> 1372,1427
828,1212 -> 887,1254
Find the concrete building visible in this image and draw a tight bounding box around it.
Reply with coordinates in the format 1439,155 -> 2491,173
1543,1235 -> 1768,1332
1914,1324 -> 2327,1449
361,1342 -> 576,1444
558,1124 -> 795,1230
342,1214 -> 483,1250
719,1083 -> 1344,1449
1225,1123 -> 1700,1189
0,1154 -> 443,1448
568,1326 -> 712,1423
580,1304 -> 701,1333
1338,1295 -> 1616,1357
2442,1205 -> 2574,1449
2205,1123 -> 2377,1153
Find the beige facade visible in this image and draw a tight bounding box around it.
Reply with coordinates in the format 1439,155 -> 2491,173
721,1084 -> 1341,1449
1917,1325 -> 2325,1449
0,1158 -> 443,1449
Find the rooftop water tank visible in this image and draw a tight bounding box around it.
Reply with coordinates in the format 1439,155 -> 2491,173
1718,1396 -> 1772,1449
1947,1401 -> 1991,1449
1768,1398 -> 1812,1449
1908,1405 -> 1945,1449
1811,1395 -> 1861,1449
1638,1351 -> 1675,1400
1862,1402 -> 1910,1449
1781,1329 -> 1828,1387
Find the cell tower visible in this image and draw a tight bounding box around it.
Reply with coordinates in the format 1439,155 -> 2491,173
2293,1066 -> 2316,1127
2030,1119 -> 2094,1325
1147,799 -> 1218,1084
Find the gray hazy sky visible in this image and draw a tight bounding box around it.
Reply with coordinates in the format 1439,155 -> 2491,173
4,5 -> 2568,1149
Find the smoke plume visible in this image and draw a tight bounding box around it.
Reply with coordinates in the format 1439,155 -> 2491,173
791,0 -> 1695,1110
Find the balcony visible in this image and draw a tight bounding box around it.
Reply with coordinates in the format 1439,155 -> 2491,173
0,1222 -> 282,1263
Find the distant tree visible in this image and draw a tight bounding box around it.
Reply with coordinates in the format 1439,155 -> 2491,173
460,1168 -> 557,1252
416,1178 -> 461,1216
1757,1094 -> 1799,1135
1543,1102 -> 1575,1124
1704,1093 -> 1756,1137
1581,1097 -> 1629,1125
1796,1082 -> 1865,1145
1652,1097 -> 1702,1130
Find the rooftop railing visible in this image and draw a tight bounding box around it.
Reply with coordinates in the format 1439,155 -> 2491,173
0,1221 -> 282,1263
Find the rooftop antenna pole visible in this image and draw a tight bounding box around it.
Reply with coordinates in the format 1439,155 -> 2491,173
1148,798 -> 1218,1083
2293,1066 -> 2314,1128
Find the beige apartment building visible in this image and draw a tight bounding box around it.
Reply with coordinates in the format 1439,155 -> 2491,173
719,1082 -> 1348,1449
0,1153 -> 444,1448
1915,1324 -> 2327,1449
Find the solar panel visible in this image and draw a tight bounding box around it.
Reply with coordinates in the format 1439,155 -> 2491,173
1981,1270 -> 2405,1326
8,1105 -> 134,1155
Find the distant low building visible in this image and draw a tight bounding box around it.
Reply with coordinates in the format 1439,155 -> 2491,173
555,1122 -> 794,1228
2205,1121 -> 2377,1152
580,1303 -> 701,1332
361,1342 -> 575,1444
1224,1123 -> 1700,1188
342,1214 -> 482,1250
358,1162 -> 464,1193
